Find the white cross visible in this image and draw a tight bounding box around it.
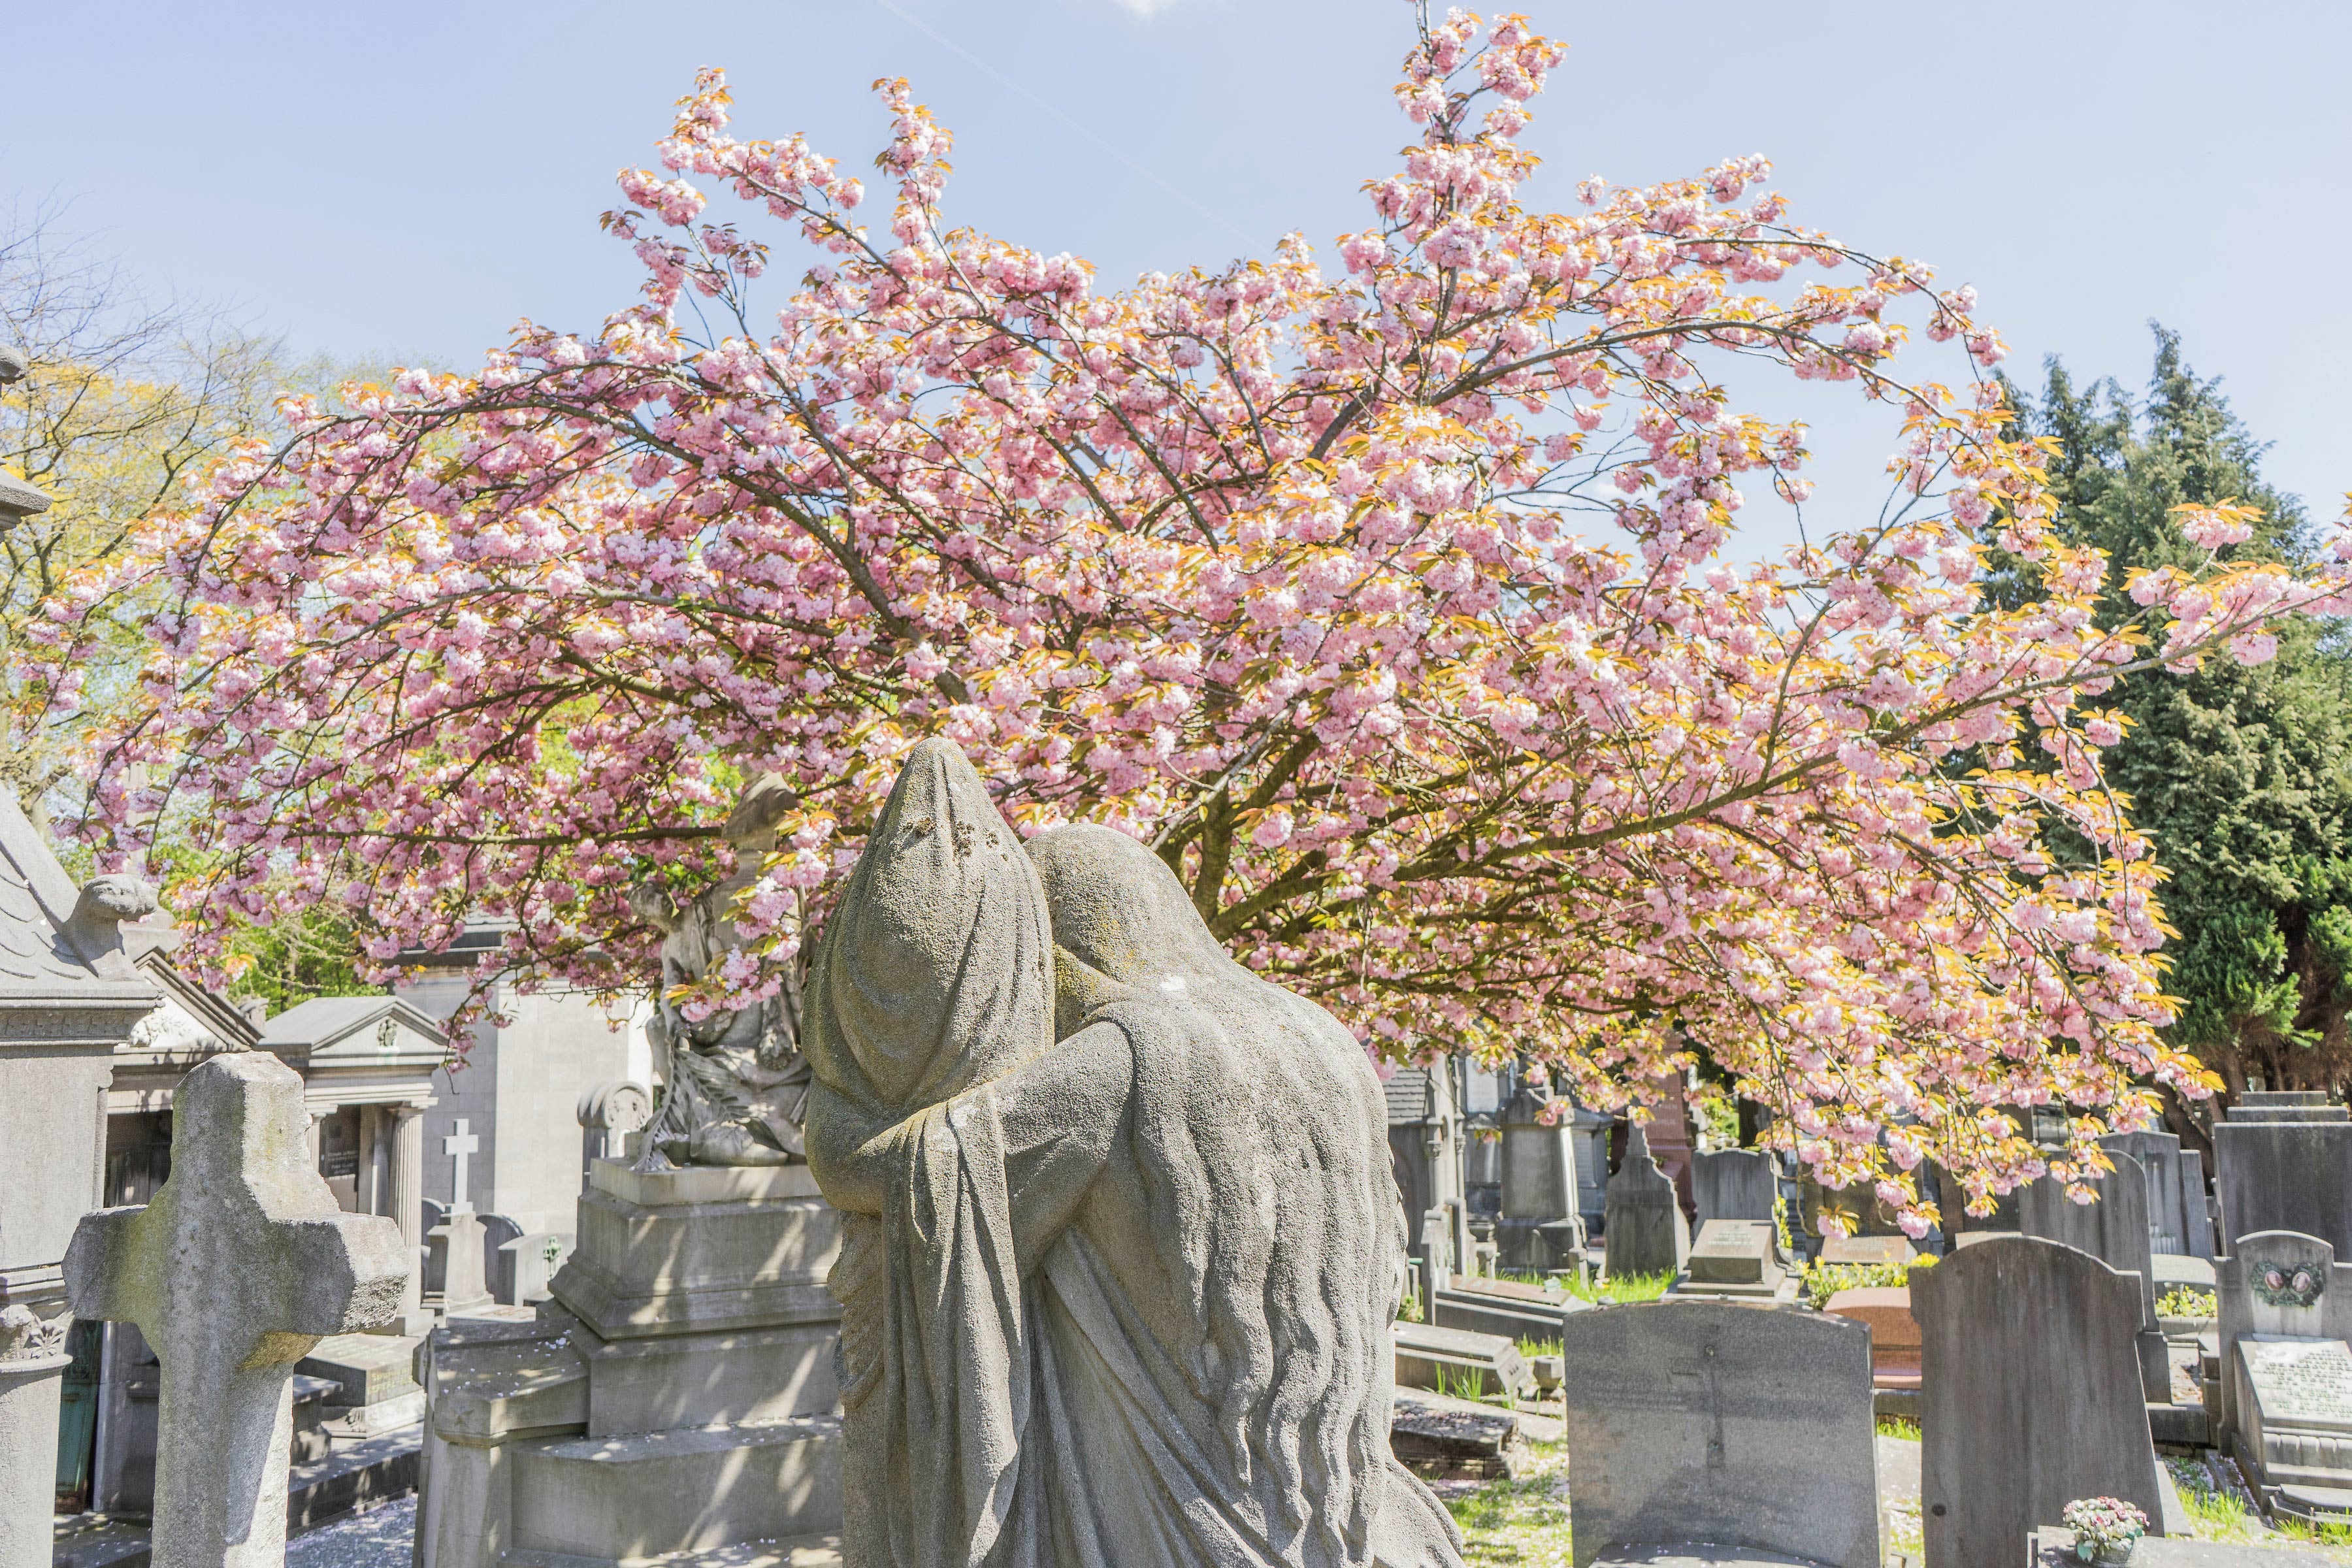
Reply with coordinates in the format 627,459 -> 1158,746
443,1119 -> 479,1211
67,1054 -> 406,1568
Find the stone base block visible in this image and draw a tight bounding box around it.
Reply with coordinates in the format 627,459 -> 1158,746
1390,1391 -> 1524,1481
553,1162 -> 841,1341
502,1536 -> 842,1568
1431,1288 -> 1571,1346
302,1333 -> 424,1407
1394,1322 -> 1535,1402
324,1390 -> 426,1436
509,1414 -> 842,1561
2147,1402 -> 2208,1448
576,1318 -> 837,1437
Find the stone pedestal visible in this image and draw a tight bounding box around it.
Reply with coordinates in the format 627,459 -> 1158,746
0,1329 -> 71,1568
417,1159 -> 844,1568
428,1209 -> 495,1318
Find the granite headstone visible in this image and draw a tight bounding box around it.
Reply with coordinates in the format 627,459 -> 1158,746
1692,1148 -> 1779,1227
1911,1235 -> 2178,1568
2215,1094 -> 2352,1260
1605,1126 -> 1691,1282
2018,1156 -> 2170,1402
1556,1299 -> 1880,1568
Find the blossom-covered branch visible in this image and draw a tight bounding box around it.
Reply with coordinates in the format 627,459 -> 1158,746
31,8 -> 2352,1230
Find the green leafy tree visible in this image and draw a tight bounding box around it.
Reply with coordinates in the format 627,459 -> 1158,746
1,200 -> 400,1015
2010,329 -> 2352,1098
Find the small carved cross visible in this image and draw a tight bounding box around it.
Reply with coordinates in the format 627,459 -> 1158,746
443,1118 -> 480,1210
65,1053 -> 407,1568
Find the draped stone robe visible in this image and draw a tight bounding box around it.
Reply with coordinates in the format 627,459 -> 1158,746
802,742 -> 1460,1568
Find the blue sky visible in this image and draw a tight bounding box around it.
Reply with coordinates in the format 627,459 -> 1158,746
12,0 -> 2349,544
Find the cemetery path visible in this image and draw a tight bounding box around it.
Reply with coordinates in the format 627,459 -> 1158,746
286,1496 -> 415,1568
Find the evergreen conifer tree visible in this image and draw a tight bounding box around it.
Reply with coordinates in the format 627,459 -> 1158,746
2010,330 -> 2352,1098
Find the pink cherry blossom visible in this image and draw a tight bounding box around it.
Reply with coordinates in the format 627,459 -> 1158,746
28,15 -> 2352,1227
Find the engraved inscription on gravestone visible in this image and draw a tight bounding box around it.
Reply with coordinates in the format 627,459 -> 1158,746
2245,1339 -> 2352,1433
1688,1220 -> 1774,1285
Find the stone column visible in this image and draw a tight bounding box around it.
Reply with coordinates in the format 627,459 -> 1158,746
382,1105 -> 430,1334
0,1313 -> 71,1568
357,1105 -> 383,1214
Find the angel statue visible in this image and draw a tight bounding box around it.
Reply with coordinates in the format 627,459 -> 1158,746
626,773 -> 815,1169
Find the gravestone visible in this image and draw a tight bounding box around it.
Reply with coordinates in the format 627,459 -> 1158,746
63,1052 -> 408,1568
2019,1156 -> 2171,1402
1393,1319 -> 1536,1402
479,1213 -> 524,1303
1692,1147 -> 1779,1226
425,1208 -> 492,1316
1497,1080 -> 1584,1271
1673,1219 -> 1793,1303
1604,1125 -> 1690,1282
2102,1130 -> 2194,1256
1431,1272 -> 1589,1345
1823,1286 -> 1919,1390
425,1125 -> 493,1317
496,1231 -> 571,1305
417,1160 -> 844,1568
2215,1093 -> 2352,1259
1556,1299 -> 1880,1568
2214,1230 -> 2352,1511
1912,1235 -> 2180,1568
2176,1149 -> 2216,1258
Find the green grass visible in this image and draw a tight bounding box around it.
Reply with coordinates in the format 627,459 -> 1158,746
1442,1440 -> 1573,1568
1563,1271 -> 1673,1304
1515,1337 -> 1561,1363
2166,1456 -> 2261,1544
1429,1364 -> 1511,1405
1874,1416 -> 1921,1441
2277,1516 -> 2352,1549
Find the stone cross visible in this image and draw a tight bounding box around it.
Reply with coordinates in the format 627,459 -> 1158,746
443,1119 -> 479,1209
64,1053 -> 408,1568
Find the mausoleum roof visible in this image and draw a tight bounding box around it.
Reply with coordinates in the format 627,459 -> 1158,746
257,994 -> 449,1077
0,794 -> 159,1013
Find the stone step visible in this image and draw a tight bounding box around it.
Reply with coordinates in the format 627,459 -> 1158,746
287,1424 -> 423,1532
509,1414 -> 841,1562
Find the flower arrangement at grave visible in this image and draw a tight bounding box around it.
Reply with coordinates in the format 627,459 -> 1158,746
2060,1497 -> 2147,1563
2154,1284 -> 2217,1322
24,7 -> 2352,1235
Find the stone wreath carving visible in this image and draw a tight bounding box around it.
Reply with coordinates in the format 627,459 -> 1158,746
2253,1264 -> 2325,1309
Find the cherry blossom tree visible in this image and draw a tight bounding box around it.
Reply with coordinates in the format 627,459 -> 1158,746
31,7 -> 2352,1229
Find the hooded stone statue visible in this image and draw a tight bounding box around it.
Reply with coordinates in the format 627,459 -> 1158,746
804,740 -> 1462,1568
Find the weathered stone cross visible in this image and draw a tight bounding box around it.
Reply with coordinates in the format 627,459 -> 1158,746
443,1118 -> 478,1209
65,1052 -> 408,1568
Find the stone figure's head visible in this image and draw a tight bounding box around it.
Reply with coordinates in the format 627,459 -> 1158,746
1026,823 -> 1239,1035
802,739 -> 1053,1111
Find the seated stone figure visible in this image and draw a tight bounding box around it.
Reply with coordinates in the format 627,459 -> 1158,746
804,739 -> 1461,1568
